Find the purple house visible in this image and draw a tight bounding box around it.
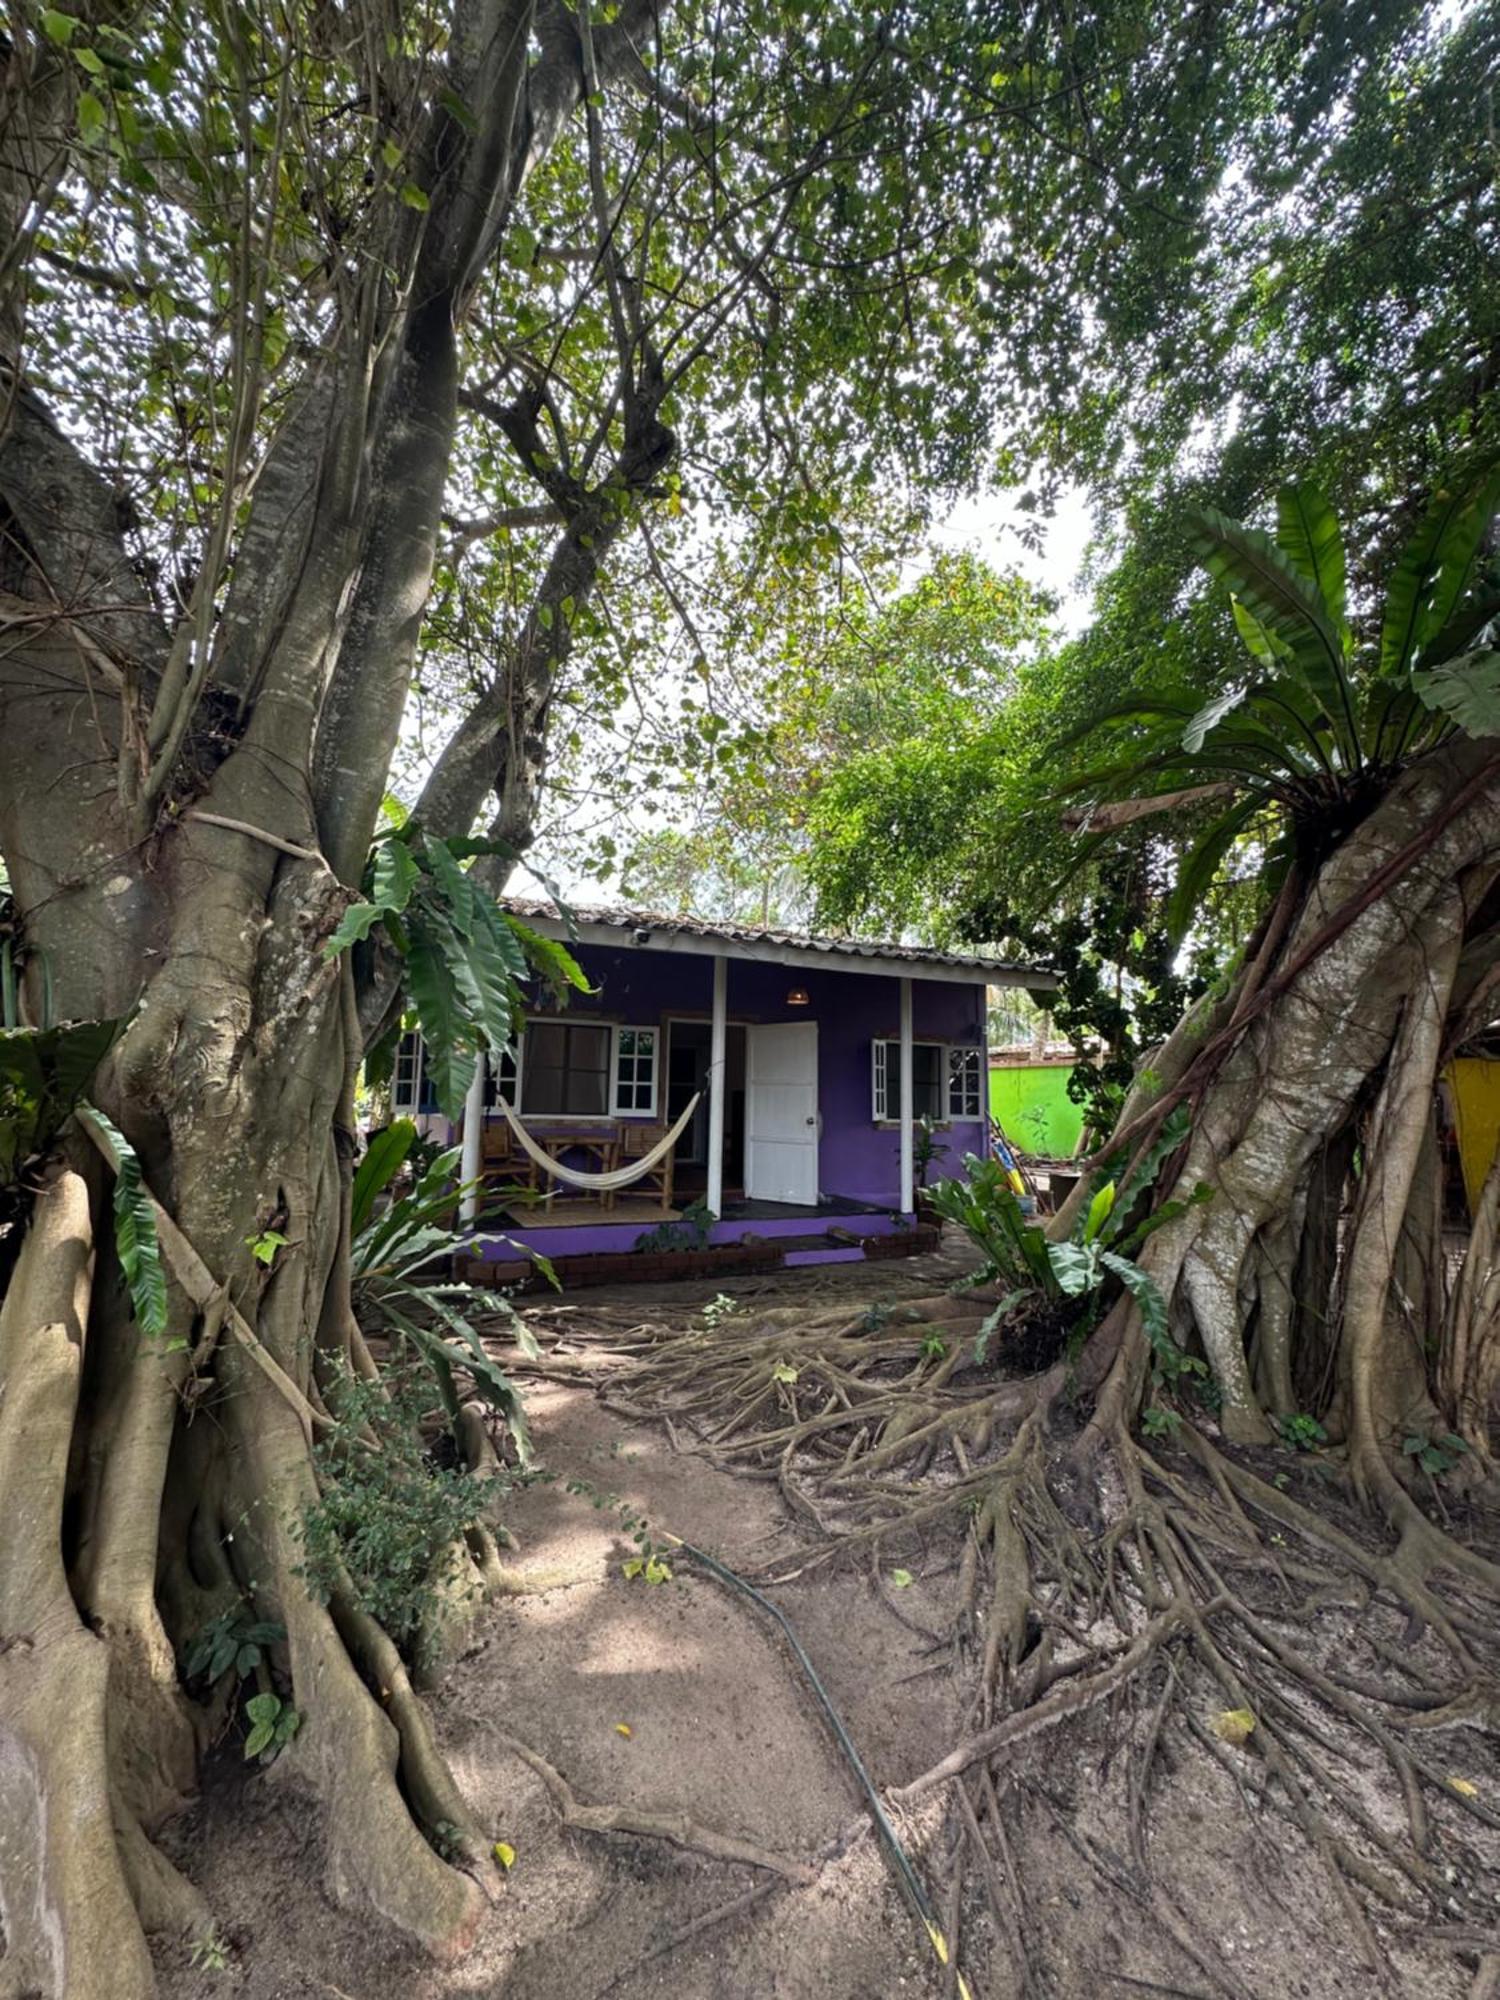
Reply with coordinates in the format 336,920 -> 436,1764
396,900 -> 1051,1283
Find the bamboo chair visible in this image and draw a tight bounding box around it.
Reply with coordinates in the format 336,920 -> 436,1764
481,1117 -> 537,1198
613,1119 -> 676,1212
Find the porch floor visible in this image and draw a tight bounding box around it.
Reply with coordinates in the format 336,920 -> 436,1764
491,1191 -> 891,1230
499,1196 -> 679,1230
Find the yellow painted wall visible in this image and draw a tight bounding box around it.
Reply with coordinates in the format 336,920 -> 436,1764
1447,1058 -> 1500,1214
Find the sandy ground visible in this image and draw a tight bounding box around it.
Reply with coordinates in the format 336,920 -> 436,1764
153,1261 -> 969,2000
148,1253 -> 1500,2000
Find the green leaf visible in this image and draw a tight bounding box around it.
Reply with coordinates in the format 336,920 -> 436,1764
973,1287 -> 1032,1363
516,921 -> 593,997
371,836 -> 420,915
1166,795 -> 1261,944
1276,482 -> 1348,643
40,9 -> 79,43
245,1228 -> 288,1266
77,89 -> 106,140
77,1103 -> 168,1339
1047,1238 -> 1100,1295
244,1691 -> 282,1726
400,181 -> 429,212
1381,467 -> 1500,679
1185,504 -> 1358,765
1230,597 -> 1290,670
324,900 -> 388,958
351,1119 -> 417,1234
406,921 -> 477,1119
420,834 -> 477,938
1100,1250 -> 1169,1349
1082,1179 -> 1116,1244
1182,682 -> 1250,752
243,1721 -> 274,1758
1411,650 -> 1500,739
73,43 -> 104,73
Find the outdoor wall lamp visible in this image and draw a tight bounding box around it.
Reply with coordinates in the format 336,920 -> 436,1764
786,986 -> 810,1006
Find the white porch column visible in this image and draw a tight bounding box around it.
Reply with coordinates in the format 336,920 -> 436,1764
899,975 -> 914,1215
706,955 -> 728,1218
982,983 -> 994,1157
459,1049 -> 487,1226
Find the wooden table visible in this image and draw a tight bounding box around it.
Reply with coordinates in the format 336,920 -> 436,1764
525,1124 -> 620,1201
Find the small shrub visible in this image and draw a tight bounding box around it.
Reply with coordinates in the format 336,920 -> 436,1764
242,1691 -> 301,1761
702,1292 -> 741,1329
184,1607 -> 286,1686
634,1199 -> 714,1252
1402,1427 -> 1469,1478
297,1367 -> 496,1662
1273,1411 -> 1327,1452
189,1925 -> 231,1974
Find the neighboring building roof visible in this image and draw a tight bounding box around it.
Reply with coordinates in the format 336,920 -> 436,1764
500,897 -> 1055,991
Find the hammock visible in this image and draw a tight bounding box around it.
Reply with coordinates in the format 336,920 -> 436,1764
494,1092 -> 701,1191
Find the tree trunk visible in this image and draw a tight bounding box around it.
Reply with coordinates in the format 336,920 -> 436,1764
1084,738 -> 1500,1472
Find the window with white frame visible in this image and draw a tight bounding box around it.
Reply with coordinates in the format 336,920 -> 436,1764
522,1019 -> 612,1115
406,1023 -> 658,1119
482,1040 -> 520,1107
612,1026 -> 659,1115
948,1046 -> 983,1119
392,1030 -> 423,1114
872,1040 -> 983,1123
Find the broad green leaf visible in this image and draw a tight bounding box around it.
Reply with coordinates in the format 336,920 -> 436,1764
371,836 -> 420,914
351,1118 -> 417,1234
324,900 -> 387,957
406,921 -> 477,1118
516,920 -> 593,997
1230,596 -> 1290,670
1185,504 -> 1359,766
1100,1250 -> 1169,1348
1276,482 -> 1348,644
1381,467 -> 1500,679
1182,683 -> 1250,753
77,89 -> 106,140
1166,795 -> 1261,943
1411,650 -> 1500,738
421,833 -> 477,937
1082,1178 -> 1116,1244
1047,1239 -> 1099,1295
78,1103 -> 169,1338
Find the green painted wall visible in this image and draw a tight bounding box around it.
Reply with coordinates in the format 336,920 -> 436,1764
989,1064 -> 1084,1159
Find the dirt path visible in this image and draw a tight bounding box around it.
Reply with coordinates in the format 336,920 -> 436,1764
155,1262 -> 968,2000
152,1248 -> 1495,2000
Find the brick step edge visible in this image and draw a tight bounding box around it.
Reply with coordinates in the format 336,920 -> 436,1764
462,1224 -> 939,1291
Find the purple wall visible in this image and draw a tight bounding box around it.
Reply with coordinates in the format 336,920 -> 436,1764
458,940 -> 988,1264
464,940 -> 988,1237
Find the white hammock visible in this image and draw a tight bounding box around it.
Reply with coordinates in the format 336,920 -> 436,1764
494,1092 -> 701,1191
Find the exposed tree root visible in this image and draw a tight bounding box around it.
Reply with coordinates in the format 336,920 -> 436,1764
494,1729 -> 819,1883
610,1271 -> 1500,1997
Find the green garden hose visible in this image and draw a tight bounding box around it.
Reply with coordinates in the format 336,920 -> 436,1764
663,1531 -> 974,1999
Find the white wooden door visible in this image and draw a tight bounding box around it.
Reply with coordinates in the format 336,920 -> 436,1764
745,1022 -> 820,1205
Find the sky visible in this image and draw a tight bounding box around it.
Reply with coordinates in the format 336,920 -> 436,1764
930,483 -> 1097,637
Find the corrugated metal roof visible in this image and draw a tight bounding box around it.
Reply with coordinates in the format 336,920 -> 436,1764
499,896 -> 1047,980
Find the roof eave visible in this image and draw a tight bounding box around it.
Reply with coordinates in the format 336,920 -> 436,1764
518,910 -> 1057,991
